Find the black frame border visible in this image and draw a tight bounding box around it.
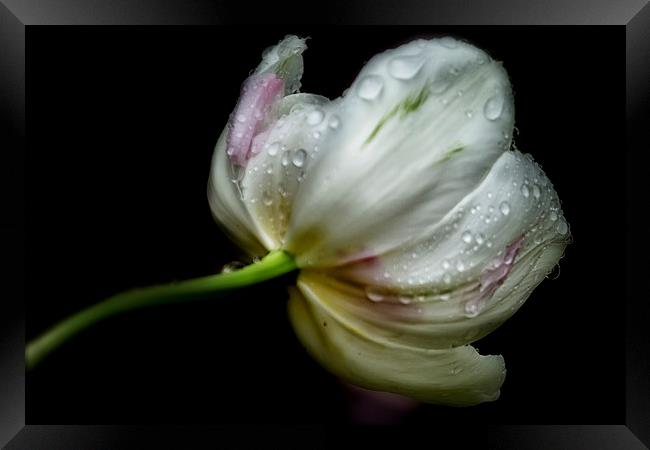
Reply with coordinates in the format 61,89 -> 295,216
1,0 -> 647,448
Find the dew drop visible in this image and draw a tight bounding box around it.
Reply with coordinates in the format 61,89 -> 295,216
262,191 -> 273,206
556,218 -> 569,235
281,150 -> 291,167
235,114 -> 247,123
357,75 -> 384,100
483,94 -> 504,121
388,55 -> 424,80
550,211 -> 558,222
267,142 -> 280,156
464,302 -> 480,317
399,296 -> 412,305
222,261 -> 245,273
306,109 -> 324,125
442,259 -> 451,270
365,286 -> 385,302
532,184 -> 541,199
292,149 -> 307,168
456,260 -> 465,272
461,231 -> 473,244
328,115 -> 340,129
465,110 -> 473,118
521,184 -> 530,198
499,201 -> 511,216
475,233 -> 485,245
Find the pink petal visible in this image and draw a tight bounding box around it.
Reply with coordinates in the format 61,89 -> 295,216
226,73 -> 284,166
465,236 -> 524,315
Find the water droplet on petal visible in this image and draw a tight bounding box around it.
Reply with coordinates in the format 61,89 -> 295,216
281,150 -> 291,167
483,94 -> 504,120
499,201 -> 511,216
357,75 -> 384,100
550,211 -> 558,221
388,55 -> 424,80
262,191 -> 273,206
222,261 -> 245,273
328,115 -> 340,129
521,184 -> 530,198
461,231 -> 473,244
292,149 -> 307,168
442,259 -> 451,270
464,301 -> 480,317
306,109 -> 324,125
532,184 -> 541,199
556,218 -> 569,235
399,296 -> 412,305
365,286 -> 385,302
456,260 -> 465,272
267,142 -> 280,156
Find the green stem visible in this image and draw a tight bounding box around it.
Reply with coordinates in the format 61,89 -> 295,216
26,250 -> 297,370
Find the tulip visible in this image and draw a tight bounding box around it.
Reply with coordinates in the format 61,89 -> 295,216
27,35 -> 570,409
208,35 -> 570,406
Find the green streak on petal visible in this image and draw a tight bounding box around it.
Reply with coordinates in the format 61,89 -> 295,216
439,145 -> 464,163
363,87 -> 430,146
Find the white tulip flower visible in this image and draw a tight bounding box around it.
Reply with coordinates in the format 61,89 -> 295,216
26,35 -> 570,409
208,35 -> 571,406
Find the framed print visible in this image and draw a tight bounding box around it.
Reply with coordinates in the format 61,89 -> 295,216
1,0 -> 647,448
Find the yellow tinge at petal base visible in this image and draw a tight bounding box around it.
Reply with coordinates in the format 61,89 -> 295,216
289,275 -> 506,406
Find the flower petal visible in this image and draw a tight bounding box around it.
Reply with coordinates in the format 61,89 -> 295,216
208,35 -> 308,252
299,238 -> 565,351
225,35 -> 306,167
333,150 -> 570,293
288,279 -> 506,406
285,37 -> 515,267
239,93 -> 333,247
207,129 -> 268,255
323,150 -> 570,348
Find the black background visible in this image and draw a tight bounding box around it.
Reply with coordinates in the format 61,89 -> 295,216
26,26 -> 624,424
